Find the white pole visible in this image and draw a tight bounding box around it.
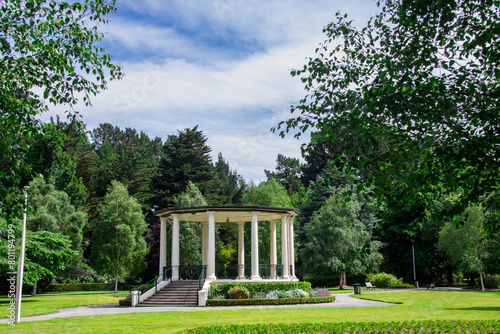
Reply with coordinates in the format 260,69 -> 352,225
14,186 -> 28,323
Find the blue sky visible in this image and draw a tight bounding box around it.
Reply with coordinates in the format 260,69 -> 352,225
44,0 -> 379,182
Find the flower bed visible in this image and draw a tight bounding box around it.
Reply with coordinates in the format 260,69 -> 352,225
206,282 -> 335,307
208,282 -> 312,298
206,295 -> 335,306
184,320 -> 500,333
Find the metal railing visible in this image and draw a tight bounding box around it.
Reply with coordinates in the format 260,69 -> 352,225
178,265 -> 207,280
132,267 -> 172,295
259,264 -> 284,279
196,265 -> 207,305
214,264 -> 285,279
215,264 -> 250,279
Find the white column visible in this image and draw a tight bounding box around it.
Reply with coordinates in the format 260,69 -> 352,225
288,216 -> 296,278
237,222 -> 245,279
250,211 -> 260,280
202,222 -> 208,267
171,214 -> 180,281
159,217 -> 167,278
270,220 -> 277,279
281,214 -> 289,279
207,211 -> 217,280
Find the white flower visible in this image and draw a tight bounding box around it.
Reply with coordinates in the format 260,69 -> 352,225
265,290 -> 279,299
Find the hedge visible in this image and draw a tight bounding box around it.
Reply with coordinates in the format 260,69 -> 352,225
206,295 -> 335,307
119,299 -> 131,306
209,282 -> 312,298
43,282 -> 131,292
183,320 -> 500,333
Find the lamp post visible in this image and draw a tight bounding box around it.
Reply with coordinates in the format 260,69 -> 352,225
411,239 -> 419,288
15,186 -> 28,323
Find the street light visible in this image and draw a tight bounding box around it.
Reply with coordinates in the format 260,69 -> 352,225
411,239 -> 419,289
15,186 -> 28,323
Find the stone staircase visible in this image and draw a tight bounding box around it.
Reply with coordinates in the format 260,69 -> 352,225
138,280 -> 201,307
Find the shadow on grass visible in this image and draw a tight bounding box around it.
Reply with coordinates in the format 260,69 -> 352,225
0,300 -> 37,304
446,307 -> 500,312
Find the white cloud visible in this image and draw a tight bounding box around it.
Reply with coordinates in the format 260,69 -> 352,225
42,0 -> 379,182
116,0 -> 376,49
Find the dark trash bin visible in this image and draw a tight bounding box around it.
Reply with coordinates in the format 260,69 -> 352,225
353,283 -> 361,294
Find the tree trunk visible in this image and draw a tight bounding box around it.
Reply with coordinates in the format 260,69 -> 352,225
31,280 -> 37,296
468,273 -> 475,286
479,271 -> 485,292
446,265 -> 454,286
339,272 -> 347,289
115,273 -> 118,293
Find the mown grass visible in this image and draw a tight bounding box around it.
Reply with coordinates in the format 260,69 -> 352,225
0,291 -> 129,317
329,286 -> 387,294
1,290 -> 499,334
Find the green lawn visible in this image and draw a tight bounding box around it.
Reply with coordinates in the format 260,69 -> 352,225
0,292 -> 129,317
2,290 -> 499,333
329,287 -> 386,293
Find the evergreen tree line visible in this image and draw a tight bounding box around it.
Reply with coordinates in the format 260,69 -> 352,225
1,115 -> 499,292
2,0 -> 499,293
0,118 -> 294,291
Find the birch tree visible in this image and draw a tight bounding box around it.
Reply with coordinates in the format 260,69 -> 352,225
91,181 -> 148,292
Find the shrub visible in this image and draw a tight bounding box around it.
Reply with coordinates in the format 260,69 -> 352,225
251,292 -> 265,299
119,299 -> 131,306
289,289 -> 310,298
310,288 -> 331,297
266,290 -> 279,299
265,289 -> 310,299
208,281 -> 312,299
366,272 -> 402,288
206,295 -> 335,306
227,286 -> 250,299
484,274 -> 500,289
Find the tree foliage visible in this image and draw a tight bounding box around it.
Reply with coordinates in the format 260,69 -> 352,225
0,0 -> 122,223
0,218 -> 79,291
91,181 -> 148,292
275,0 -> 500,226
438,203 -> 490,291
241,180 -> 292,208
265,154 -> 303,201
301,186 -> 383,288
90,123 -> 162,209
151,126 -> 216,208
214,153 -> 246,205
25,122 -> 87,206
27,176 -> 87,251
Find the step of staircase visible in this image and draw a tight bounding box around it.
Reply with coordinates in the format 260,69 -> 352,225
138,280 -> 202,307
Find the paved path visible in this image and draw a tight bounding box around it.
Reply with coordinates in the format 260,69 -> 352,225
2,293 -> 394,324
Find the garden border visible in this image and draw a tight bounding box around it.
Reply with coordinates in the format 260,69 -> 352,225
206,295 -> 335,306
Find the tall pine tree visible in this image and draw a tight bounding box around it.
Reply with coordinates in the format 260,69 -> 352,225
151,126 -> 216,208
